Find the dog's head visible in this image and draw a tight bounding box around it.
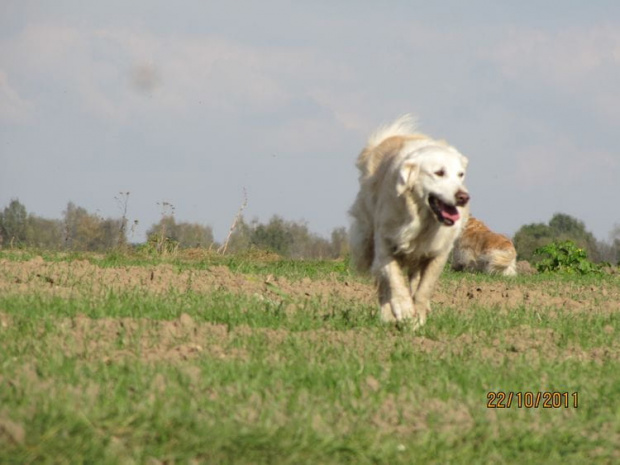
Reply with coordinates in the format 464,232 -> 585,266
397,145 -> 470,226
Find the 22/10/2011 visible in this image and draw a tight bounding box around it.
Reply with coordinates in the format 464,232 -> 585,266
487,391 -> 578,409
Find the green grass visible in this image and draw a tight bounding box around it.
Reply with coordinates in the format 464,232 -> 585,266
1,251 -> 619,463
0,289 -> 378,331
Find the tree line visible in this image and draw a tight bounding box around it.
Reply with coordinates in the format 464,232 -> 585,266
0,198 -> 618,264
513,212 -> 620,264
0,198 -> 348,259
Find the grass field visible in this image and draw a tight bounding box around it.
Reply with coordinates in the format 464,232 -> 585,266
1,250 -> 619,464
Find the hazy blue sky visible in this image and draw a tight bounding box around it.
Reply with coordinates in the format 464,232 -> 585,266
2,1 -> 619,243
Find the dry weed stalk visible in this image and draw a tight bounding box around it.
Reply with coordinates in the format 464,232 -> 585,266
154,201 -> 178,256
218,188 -> 248,254
115,191 -> 131,248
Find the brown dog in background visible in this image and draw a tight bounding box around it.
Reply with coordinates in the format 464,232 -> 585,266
452,216 -> 517,276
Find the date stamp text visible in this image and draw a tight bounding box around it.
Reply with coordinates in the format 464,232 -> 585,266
487,391 -> 578,409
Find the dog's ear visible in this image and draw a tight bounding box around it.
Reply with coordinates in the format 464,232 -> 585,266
396,160 -> 419,195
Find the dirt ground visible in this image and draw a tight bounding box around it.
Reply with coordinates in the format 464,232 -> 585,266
1,257 -> 619,365
2,256 -> 619,311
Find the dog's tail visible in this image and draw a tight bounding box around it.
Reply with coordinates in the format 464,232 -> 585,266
367,114 -> 417,149
485,249 -> 518,276
356,114 -> 417,178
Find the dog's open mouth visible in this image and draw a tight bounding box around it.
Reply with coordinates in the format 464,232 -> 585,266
429,195 -> 460,226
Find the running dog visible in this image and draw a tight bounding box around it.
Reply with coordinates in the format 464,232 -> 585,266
349,115 -> 470,327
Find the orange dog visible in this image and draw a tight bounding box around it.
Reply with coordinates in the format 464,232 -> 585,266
452,216 -> 517,276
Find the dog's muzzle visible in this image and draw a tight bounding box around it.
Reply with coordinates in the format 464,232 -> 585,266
429,190 -> 469,226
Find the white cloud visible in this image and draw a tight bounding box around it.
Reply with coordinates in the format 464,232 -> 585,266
11,23 -> 84,71
3,22 -> 360,134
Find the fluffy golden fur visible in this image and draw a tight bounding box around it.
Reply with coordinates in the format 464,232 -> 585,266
349,115 -> 470,328
452,216 -> 517,276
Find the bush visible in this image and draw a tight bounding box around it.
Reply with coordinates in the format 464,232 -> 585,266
533,240 -> 602,275
138,235 -> 179,256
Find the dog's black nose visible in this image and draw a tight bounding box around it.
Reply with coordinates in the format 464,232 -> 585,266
455,190 -> 470,206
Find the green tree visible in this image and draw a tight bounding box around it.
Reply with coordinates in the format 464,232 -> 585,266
597,224 -> 620,265
146,216 -> 214,249
330,226 -> 349,258
288,220 -> 331,259
513,222 -> 553,261
223,216 -> 252,254
175,221 -> 215,248
63,202 -> 125,251
548,213 -> 599,261
242,216 -> 345,259
514,213 -> 600,262
225,216 -> 350,259
612,225 -> 620,265
27,216 -> 63,249
146,215 -> 176,244
0,199 -> 28,246
250,216 -> 294,256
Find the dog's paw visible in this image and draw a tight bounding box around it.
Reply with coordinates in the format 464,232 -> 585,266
400,302 -> 415,320
394,312 -> 426,332
411,300 -> 430,329
380,298 -> 415,323
411,312 -> 427,330
380,302 -> 397,322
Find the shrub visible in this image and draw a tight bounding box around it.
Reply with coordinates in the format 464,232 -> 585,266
139,234 -> 179,256
533,240 -> 602,275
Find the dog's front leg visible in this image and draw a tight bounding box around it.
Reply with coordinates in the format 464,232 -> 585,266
411,253 -> 450,328
408,267 -> 422,298
373,251 -> 415,322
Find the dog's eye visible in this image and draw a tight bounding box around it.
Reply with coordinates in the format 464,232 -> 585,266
434,169 -> 445,177
458,172 -> 464,178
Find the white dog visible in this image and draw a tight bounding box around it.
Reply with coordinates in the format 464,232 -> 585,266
349,115 -> 470,327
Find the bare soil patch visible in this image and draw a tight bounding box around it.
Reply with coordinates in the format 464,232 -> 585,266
0,257 -> 373,303
2,257 -> 619,314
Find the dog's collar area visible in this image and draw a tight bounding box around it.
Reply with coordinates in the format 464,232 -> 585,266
429,195 -> 460,226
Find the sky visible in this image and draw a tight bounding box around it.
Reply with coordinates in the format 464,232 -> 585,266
1,1 -> 620,244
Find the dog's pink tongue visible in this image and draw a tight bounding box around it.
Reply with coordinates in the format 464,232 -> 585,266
442,205 -> 460,222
